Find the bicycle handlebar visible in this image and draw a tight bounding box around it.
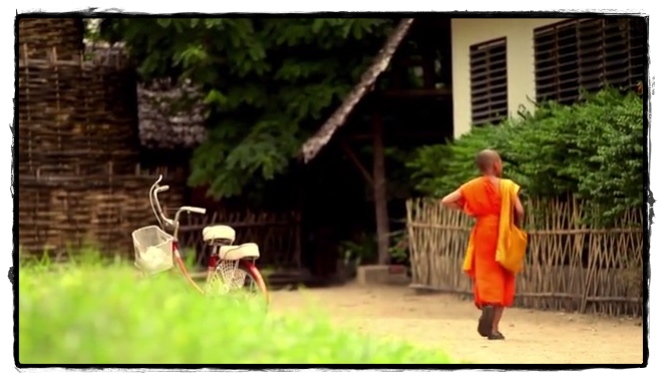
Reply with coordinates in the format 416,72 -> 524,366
149,176 -> 207,237
179,206 -> 206,215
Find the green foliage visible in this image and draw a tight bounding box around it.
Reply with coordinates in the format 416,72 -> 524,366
340,232 -> 378,266
18,262 -> 454,364
407,88 -> 644,224
340,230 -> 410,265
566,90 -> 645,219
18,245 -> 124,270
407,124 -> 513,198
100,18 -> 394,199
388,230 -> 409,263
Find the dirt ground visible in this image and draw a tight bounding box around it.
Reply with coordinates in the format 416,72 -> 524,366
271,284 -> 644,364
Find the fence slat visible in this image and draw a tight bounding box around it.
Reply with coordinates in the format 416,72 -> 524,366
179,210 -> 302,271
406,197 -> 643,317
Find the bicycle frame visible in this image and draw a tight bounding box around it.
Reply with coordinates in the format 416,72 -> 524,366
148,175 -> 269,301
149,175 -> 207,294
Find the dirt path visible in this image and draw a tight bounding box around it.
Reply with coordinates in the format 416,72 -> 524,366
271,284 -> 644,364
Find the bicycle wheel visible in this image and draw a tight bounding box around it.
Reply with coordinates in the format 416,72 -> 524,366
205,260 -> 269,304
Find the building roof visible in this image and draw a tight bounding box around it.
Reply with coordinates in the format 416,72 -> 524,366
299,18 -> 415,163
136,79 -> 208,150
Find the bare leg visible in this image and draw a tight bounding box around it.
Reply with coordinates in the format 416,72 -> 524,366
477,305 -> 495,337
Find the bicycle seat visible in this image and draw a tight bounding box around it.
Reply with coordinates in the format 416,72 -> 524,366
218,243 -> 260,261
202,225 -> 236,243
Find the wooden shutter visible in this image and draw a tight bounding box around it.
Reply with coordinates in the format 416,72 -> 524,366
470,38 -> 508,126
534,18 -> 645,104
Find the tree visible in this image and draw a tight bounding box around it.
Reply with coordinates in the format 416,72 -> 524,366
100,18 -> 395,199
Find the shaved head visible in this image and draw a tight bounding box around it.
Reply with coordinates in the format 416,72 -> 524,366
475,149 -> 502,174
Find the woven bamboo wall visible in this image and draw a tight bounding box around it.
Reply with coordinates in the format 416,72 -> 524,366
18,45 -> 139,177
142,165 -> 188,214
17,42 -> 157,258
406,198 -> 644,317
18,163 -> 188,258
18,18 -> 84,60
19,164 -> 148,256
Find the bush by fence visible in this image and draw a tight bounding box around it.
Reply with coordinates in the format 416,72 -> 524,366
406,197 -> 643,317
406,88 -> 644,226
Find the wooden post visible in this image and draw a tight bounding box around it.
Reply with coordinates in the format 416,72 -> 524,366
372,112 -> 390,265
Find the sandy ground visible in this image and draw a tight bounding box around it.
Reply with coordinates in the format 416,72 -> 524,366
270,284 -> 644,364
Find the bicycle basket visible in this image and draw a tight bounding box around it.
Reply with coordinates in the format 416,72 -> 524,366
132,225 -> 175,275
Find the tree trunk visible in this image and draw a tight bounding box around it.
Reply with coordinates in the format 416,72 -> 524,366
372,112 -> 390,265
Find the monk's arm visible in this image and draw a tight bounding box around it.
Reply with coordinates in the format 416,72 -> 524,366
513,191 -> 525,226
441,189 -> 463,210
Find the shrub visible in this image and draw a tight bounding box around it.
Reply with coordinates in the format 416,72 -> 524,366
407,88 -> 644,225
18,262 -> 454,364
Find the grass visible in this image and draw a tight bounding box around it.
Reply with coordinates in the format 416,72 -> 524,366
18,258 -> 455,364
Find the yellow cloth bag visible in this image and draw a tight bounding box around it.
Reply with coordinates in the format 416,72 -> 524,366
496,179 -> 528,274
461,179 -> 528,275
462,229 -> 476,276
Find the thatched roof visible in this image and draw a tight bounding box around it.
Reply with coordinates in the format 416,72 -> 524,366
136,79 -> 208,150
300,18 -> 415,163
84,40 -> 208,150
84,39 -> 127,66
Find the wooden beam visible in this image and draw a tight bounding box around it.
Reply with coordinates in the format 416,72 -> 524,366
379,87 -> 452,98
340,141 -> 374,186
422,51 -> 436,89
349,131 -> 449,141
372,112 -> 390,265
394,57 -> 425,67
300,18 -> 416,163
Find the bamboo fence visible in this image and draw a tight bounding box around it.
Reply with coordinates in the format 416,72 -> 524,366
406,198 -> 644,317
178,211 -> 303,270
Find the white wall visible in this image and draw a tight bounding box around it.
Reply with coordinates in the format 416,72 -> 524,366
451,18 -> 566,138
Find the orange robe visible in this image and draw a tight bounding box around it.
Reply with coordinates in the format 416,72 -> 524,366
458,176 -> 515,308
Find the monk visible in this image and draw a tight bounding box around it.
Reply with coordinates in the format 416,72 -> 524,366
440,149 -> 524,340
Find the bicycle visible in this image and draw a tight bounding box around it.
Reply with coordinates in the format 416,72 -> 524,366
131,175 -> 269,303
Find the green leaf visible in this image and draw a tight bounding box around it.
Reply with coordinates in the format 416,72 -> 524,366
407,87 -> 643,226
101,17 -> 395,200
156,19 -> 172,28
204,89 -> 228,105
312,19 -> 325,34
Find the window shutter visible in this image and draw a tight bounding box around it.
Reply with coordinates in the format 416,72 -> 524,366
470,38 -> 508,126
534,18 -> 645,104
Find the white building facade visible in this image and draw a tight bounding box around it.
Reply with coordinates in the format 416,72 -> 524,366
450,18 -> 644,138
